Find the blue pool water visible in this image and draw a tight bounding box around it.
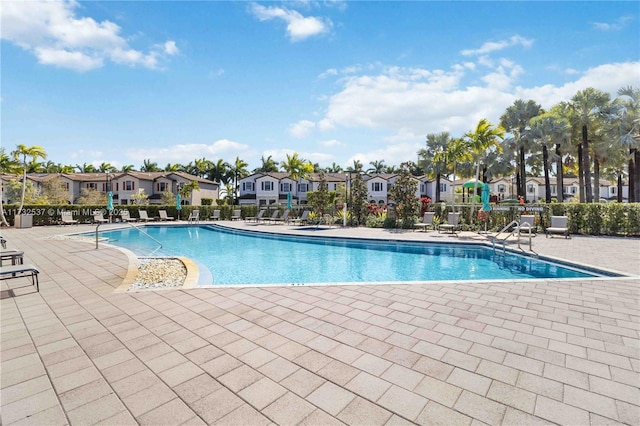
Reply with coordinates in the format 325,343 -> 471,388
96,225 -> 607,285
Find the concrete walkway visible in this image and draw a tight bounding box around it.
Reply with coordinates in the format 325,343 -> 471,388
1,222 -> 638,425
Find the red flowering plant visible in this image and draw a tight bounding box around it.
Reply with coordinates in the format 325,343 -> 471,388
420,196 -> 432,214
477,209 -> 489,221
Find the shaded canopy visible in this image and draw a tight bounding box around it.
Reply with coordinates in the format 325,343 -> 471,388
462,179 -> 489,190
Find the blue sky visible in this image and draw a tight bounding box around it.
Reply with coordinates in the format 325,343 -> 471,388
2,1 -> 639,172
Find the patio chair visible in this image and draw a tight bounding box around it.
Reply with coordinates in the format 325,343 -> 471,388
187,210 -> 200,224
271,209 -> 290,225
546,216 -> 570,239
120,210 -> 138,222
210,210 -> 220,221
438,212 -> 460,234
60,211 -> 78,225
415,212 -> 436,232
138,210 -> 157,222
291,210 -> 310,226
0,236 -> 6,249
158,210 -> 174,221
514,215 -> 536,235
245,209 -> 266,223
264,210 -> 280,224
92,210 -> 109,224
0,264 -> 40,292
1,249 -> 24,266
230,209 -> 242,221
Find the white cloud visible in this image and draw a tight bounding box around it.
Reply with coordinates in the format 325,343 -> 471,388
461,35 -> 534,57
320,139 -> 342,147
249,2 -> 331,41
592,15 -> 634,31
126,139 -> 250,164
288,120 -> 316,138
0,0 -> 177,71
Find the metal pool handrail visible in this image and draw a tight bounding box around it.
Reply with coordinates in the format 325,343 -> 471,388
492,220 -> 534,254
95,222 -> 163,250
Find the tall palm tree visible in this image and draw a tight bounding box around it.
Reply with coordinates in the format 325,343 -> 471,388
254,155 -> 278,173
164,163 -> 181,172
98,162 -> 117,172
367,160 -> 386,174
230,157 -> 249,205
193,157 -> 213,178
445,137 -> 472,206
418,132 -> 450,202
614,86 -> 640,202
346,160 -> 364,173
500,100 -> 542,202
324,162 -> 343,173
0,148 -> 21,226
529,113 -> 571,203
280,153 -> 313,204
464,119 -> 505,220
11,144 -> 47,216
120,164 -> 135,172
140,159 -> 160,172
75,162 -> 97,173
566,88 -> 612,203
208,159 -> 231,185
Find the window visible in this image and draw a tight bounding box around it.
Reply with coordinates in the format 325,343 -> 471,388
298,183 -> 308,192
387,183 -> 392,191
124,181 -> 134,191
570,187 -> 577,194
439,183 -> 447,192
611,187 -> 617,195
157,182 -> 168,192
527,184 -> 535,193
498,184 -> 506,193
420,183 -> 425,193
64,182 -> 69,191
372,182 -> 383,192
281,182 -> 291,192
86,182 -> 97,189
551,185 -> 557,195
242,182 -> 254,192
261,181 -> 273,191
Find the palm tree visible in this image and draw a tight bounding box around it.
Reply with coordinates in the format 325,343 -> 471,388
230,157 -> 249,205
98,162 -> 117,172
140,159 -> 160,172
0,148 -> 21,226
529,113 -> 571,203
254,155 -> 278,173
164,163 -> 181,172
500,100 -> 542,202
75,162 -> 97,173
346,160 -> 364,173
418,132 -> 450,202
566,88 -> 612,203
367,160 -> 386,174
208,159 -> 231,185
193,157 -> 212,178
445,137 -> 471,206
120,164 -> 135,172
614,86 -> 640,202
464,119 -> 505,220
280,153 -> 313,205
11,144 -> 47,216
324,162 -> 343,173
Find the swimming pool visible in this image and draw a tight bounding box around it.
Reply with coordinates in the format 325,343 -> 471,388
94,225 -> 612,286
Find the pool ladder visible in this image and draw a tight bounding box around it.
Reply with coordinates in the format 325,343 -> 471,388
492,220 -> 537,256
95,222 -> 163,250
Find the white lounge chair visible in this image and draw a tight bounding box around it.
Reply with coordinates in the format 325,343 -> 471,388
415,212 -> 436,232
158,210 -> 174,221
210,210 -> 220,221
246,209 -> 266,223
271,209 -> 290,224
1,249 -> 24,266
291,210 -> 310,226
187,210 -> 200,224
120,210 -> 137,222
514,215 -> 535,234
230,209 -> 242,221
92,210 -> 109,224
264,210 -> 280,224
438,212 -> 460,234
138,210 -> 156,222
61,211 -> 78,225
546,216 -> 570,239
0,264 -> 40,292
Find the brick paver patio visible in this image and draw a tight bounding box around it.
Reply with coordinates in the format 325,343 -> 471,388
1,222 -> 638,425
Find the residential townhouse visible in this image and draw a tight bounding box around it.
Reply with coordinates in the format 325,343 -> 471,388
1,172 -> 219,205
238,172 -> 450,206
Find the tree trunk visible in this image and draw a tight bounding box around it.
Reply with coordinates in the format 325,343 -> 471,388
543,145 -> 551,203
582,126 -> 593,203
470,162 -> 480,222
516,171 -> 521,200
0,181 -> 9,227
519,146 -> 526,201
555,143 -> 563,203
617,173 -> 623,203
435,173 -> 441,203
629,150 -> 635,203
593,158 -> 600,203
578,144 -> 585,203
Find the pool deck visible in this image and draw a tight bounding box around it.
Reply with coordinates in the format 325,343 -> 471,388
1,222 -> 638,425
